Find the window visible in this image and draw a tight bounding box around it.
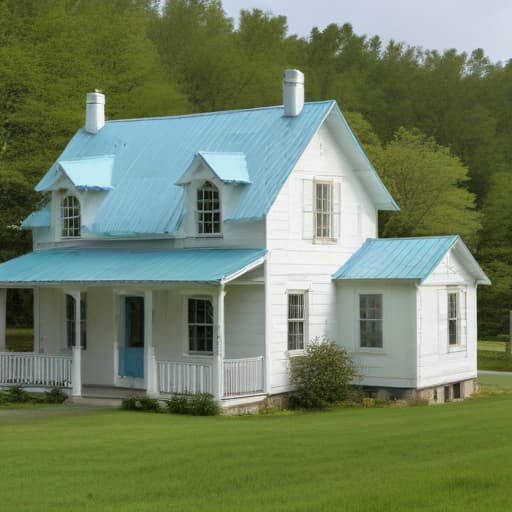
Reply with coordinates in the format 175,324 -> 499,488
66,294 -> 86,349
359,294 -> 383,348
448,292 -> 458,345
125,297 -> 144,348
288,293 -> 306,351
197,181 -> 220,235
314,182 -> 333,240
61,195 -> 81,238
188,298 -> 213,353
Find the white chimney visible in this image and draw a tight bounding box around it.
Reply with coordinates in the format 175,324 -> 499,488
283,69 -> 304,117
85,90 -> 105,134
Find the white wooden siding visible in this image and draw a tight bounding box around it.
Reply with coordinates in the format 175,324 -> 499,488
417,249 -> 477,388
267,119 -> 379,394
336,281 -> 417,388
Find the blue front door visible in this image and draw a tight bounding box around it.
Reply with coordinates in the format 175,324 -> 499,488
119,296 -> 144,378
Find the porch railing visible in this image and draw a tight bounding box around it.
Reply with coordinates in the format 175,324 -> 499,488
156,357 -> 265,398
157,360 -> 213,394
0,352 -> 72,387
223,356 -> 264,397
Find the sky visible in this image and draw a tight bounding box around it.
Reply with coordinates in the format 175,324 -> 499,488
221,0 -> 511,64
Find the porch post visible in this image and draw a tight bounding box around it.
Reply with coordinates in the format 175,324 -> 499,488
264,256 -> 271,394
0,288 -> 6,352
213,284 -> 226,401
71,291 -> 82,397
144,290 -> 158,396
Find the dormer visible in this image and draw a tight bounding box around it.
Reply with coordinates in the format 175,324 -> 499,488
34,155 -> 115,241
176,151 -> 251,237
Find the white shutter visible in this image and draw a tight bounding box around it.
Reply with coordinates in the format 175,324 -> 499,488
438,289 -> 448,349
332,181 -> 341,240
302,179 -> 313,240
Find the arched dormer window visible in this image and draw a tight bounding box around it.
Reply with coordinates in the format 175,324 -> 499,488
61,195 -> 81,238
197,181 -> 220,235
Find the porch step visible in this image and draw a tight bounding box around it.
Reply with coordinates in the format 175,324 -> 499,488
66,396 -> 124,408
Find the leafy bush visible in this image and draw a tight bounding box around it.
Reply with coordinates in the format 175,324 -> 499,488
167,393 -> 219,416
5,386 -> 30,403
289,339 -> 359,409
167,395 -> 190,414
188,393 -> 219,416
44,387 -> 68,404
121,396 -> 161,412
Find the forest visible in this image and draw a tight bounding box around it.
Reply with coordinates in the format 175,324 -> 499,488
0,0 -> 511,335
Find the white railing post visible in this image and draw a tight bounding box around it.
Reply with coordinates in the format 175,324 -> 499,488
144,290 -> 159,397
0,289 -> 6,352
71,291 -> 82,397
213,284 -> 226,401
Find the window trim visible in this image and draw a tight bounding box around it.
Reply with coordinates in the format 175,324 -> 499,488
358,293 -> 383,350
60,194 -> 81,239
186,296 -> 214,355
287,291 -> 308,352
447,291 -> 458,346
313,180 -> 333,242
196,181 -> 221,236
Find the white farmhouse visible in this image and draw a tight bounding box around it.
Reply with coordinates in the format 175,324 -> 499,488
0,70 -> 489,406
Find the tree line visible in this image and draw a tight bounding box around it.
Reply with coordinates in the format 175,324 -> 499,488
1,0 -> 511,335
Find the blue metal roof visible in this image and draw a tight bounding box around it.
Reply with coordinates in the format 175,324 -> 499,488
333,236 -> 459,280
37,156 -> 114,191
32,101 -> 396,236
0,248 -> 266,285
21,205 -> 51,229
198,151 -> 251,184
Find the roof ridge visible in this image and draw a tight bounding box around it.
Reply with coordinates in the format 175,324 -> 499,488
369,235 -> 458,242
105,100 -> 336,124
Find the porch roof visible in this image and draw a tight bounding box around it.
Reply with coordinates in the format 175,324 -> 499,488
0,248 -> 266,286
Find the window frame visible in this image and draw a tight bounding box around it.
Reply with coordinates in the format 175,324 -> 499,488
448,291 -> 459,346
66,294 -> 87,349
313,180 -> 333,241
60,194 -> 81,239
187,297 -> 214,355
287,291 -> 307,352
359,293 -> 383,349
196,181 -> 221,236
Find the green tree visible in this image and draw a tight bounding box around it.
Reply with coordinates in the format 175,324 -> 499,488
378,128 -> 481,247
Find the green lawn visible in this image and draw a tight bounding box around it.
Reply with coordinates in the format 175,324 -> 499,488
478,340 -> 512,371
1,388 -> 512,511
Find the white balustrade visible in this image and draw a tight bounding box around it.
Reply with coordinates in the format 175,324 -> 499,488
0,352 -> 72,387
223,356 -> 264,397
157,360 -> 213,395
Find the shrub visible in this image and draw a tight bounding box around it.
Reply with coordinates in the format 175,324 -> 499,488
188,393 -> 219,416
167,393 -> 220,416
121,396 -> 161,412
44,387 -> 68,404
289,338 -> 359,409
5,386 -> 30,403
167,395 -> 190,414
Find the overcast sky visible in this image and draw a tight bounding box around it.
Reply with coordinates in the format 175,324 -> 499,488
221,0 -> 511,64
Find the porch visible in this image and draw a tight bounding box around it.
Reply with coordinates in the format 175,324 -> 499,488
0,351 -> 265,399
0,247 -> 268,402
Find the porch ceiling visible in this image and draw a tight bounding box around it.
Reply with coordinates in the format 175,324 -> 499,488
0,247 -> 267,286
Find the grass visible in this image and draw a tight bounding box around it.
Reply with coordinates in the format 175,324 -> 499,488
478,340 -> 512,371
1,383 -> 512,511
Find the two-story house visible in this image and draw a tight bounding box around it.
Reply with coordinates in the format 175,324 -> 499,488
0,70 -> 489,406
